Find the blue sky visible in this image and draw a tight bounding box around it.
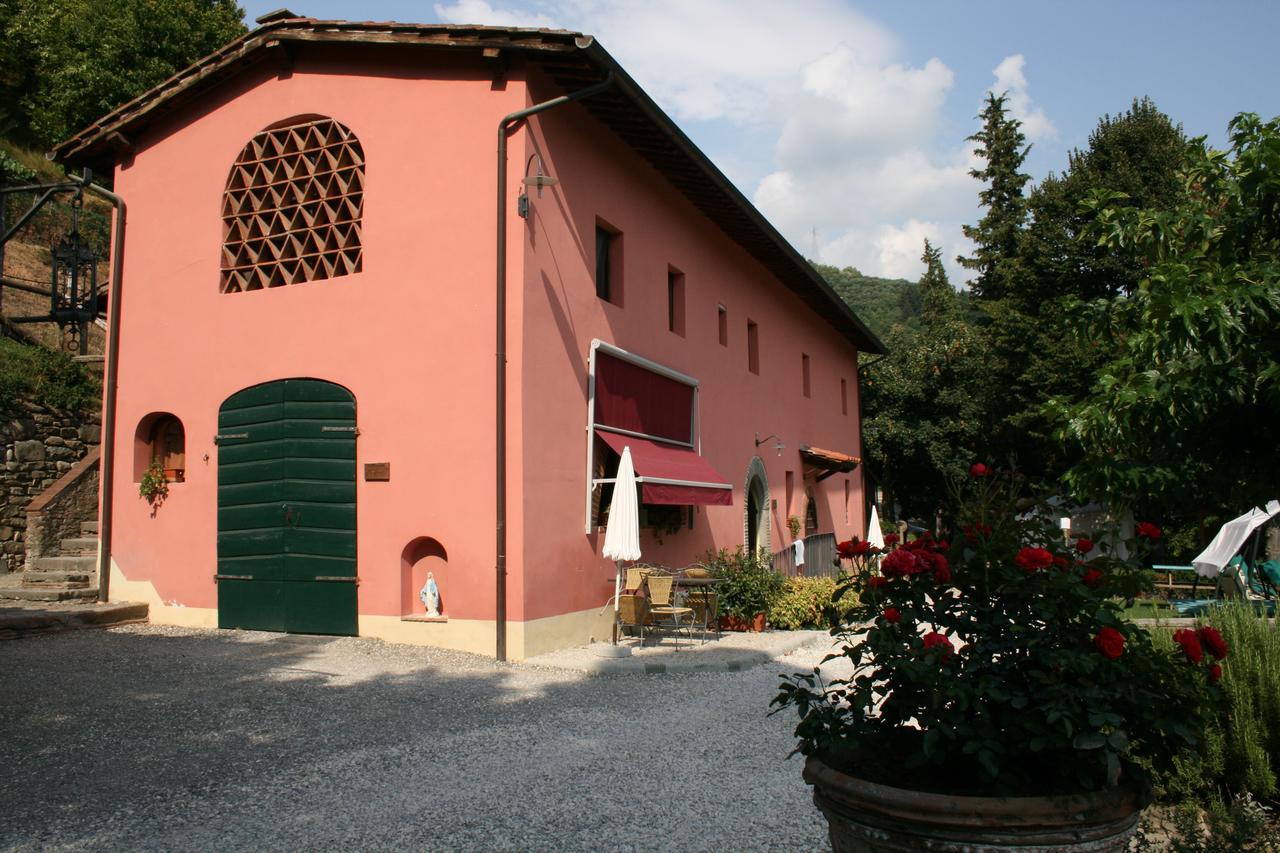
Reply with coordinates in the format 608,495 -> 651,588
239,1 -> 1280,283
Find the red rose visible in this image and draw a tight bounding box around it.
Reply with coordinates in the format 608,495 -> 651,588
935,540 -> 950,552
1210,663 -> 1223,683
1052,554 -> 1070,569
1135,522 -> 1162,540
922,631 -> 954,660
883,607 -> 901,624
929,553 -> 952,585
1198,626 -> 1229,660
867,576 -> 888,590
836,539 -> 856,560
963,523 -> 994,543
969,462 -> 989,478
1082,568 -> 1103,588
1173,628 -> 1204,664
1014,547 -> 1054,572
881,549 -> 924,578
884,533 -> 900,546
1075,538 -> 1095,554
1094,626 -> 1125,660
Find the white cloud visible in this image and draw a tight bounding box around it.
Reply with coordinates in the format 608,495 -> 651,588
991,54 -> 1056,142
434,1 -> 556,28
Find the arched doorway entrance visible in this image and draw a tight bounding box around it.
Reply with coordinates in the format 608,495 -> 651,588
743,456 -> 770,557
216,378 -> 357,635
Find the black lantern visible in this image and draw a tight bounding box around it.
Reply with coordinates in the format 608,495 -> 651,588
49,197 -> 99,352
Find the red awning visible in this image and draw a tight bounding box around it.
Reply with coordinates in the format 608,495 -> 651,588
597,430 -> 733,506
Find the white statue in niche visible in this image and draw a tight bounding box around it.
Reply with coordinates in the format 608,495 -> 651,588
419,572 -> 441,617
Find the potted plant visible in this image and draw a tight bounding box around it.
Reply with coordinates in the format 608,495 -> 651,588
706,547 -> 784,631
773,467 -> 1225,852
139,459 -> 169,504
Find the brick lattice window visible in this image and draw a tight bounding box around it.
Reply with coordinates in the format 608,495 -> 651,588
221,116 -> 364,293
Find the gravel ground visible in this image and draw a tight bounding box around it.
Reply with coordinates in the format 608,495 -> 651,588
0,625 -> 836,851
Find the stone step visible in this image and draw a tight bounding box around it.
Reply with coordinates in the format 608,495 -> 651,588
33,555 -> 96,573
59,537 -> 99,554
0,586 -> 98,602
0,601 -> 148,640
23,571 -> 94,587
80,521 -> 99,535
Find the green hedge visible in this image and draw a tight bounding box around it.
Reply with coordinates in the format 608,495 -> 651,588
768,576 -> 859,630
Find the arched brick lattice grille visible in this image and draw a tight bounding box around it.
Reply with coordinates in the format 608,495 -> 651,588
220,117 -> 364,293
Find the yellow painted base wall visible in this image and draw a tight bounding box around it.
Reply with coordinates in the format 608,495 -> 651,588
110,561 -> 613,660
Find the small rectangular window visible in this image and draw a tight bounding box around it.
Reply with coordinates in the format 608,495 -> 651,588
667,267 -> 685,336
747,320 -> 759,375
785,470 -> 795,518
595,221 -> 622,304
595,226 -> 612,301
717,305 -> 728,347
802,354 -> 811,398
841,378 -> 848,415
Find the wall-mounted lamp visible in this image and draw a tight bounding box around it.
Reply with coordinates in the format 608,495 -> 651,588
517,153 -> 559,219
755,432 -> 785,456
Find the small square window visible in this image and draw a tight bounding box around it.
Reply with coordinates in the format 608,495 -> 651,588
747,320 -> 759,375
841,378 -> 848,415
802,353 -> 811,398
667,267 -> 685,336
717,305 -> 728,347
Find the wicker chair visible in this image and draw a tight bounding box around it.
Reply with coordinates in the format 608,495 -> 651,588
646,570 -> 695,647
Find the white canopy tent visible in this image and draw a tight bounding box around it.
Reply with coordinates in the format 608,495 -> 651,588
1192,500 -> 1280,578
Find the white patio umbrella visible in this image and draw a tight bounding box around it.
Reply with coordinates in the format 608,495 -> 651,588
1192,500 -> 1280,578
602,446 -> 641,644
867,503 -> 885,550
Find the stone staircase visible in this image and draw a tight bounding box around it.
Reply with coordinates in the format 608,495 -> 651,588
1,521 -> 100,602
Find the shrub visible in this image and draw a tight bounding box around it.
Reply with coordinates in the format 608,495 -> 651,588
0,335 -> 100,412
1152,600 -> 1280,804
769,576 -> 858,630
704,547 -> 784,621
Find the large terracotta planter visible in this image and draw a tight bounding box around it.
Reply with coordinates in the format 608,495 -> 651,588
802,755 -> 1144,853
719,613 -> 766,632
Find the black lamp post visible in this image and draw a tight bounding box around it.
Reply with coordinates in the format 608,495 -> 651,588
48,196 -> 99,354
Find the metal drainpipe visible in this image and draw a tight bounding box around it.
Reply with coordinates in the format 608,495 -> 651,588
495,61 -> 614,662
78,176 -> 125,604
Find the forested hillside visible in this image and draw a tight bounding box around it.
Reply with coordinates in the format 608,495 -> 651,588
813,263 -> 920,338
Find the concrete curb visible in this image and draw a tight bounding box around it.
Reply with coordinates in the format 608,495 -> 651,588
543,632 -> 828,676
0,601 -> 149,640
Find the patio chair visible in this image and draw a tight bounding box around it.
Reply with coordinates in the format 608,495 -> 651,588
646,570 -> 695,648
680,564 -> 718,642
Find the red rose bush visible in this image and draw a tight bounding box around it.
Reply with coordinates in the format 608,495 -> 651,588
773,468 -> 1221,797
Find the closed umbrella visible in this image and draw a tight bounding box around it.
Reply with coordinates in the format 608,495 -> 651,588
867,503 -> 885,550
603,447 -> 641,644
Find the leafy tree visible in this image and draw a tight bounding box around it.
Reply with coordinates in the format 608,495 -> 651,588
1,0 -> 246,149
958,93 -> 1031,301
815,262 -> 920,338
1054,113 -> 1280,531
971,99 -> 1193,485
861,242 -> 986,519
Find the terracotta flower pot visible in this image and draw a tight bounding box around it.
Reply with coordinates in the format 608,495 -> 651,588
719,613 -> 766,632
802,754 -> 1144,853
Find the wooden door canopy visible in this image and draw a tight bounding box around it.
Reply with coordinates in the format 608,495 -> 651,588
220,116 -> 364,293
799,446 -> 860,482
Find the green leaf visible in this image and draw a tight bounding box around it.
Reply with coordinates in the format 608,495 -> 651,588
1074,731 -> 1106,750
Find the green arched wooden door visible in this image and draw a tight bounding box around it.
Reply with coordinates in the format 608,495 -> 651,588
216,379 -> 357,635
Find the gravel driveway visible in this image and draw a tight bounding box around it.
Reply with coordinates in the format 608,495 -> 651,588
0,625 -> 831,851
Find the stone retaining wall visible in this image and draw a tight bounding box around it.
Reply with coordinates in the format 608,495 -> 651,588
1,401 -> 100,573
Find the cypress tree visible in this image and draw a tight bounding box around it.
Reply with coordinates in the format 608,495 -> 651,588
918,238 -> 957,330
958,93 -> 1031,300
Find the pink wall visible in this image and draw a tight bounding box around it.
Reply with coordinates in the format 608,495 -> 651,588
515,71 -> 866,622
108,51 -> 534,620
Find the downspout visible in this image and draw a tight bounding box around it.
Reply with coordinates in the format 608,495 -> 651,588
494,54 -> 614,662
77,175 -> 125,604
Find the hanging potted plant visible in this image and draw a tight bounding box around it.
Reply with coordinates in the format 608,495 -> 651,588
773,467 -> 1223,852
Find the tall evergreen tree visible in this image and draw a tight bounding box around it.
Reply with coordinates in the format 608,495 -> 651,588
917,238 -> 958,329
958,93 -> 1031,300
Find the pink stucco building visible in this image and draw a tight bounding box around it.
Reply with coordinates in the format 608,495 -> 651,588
54,14 -> 883,659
